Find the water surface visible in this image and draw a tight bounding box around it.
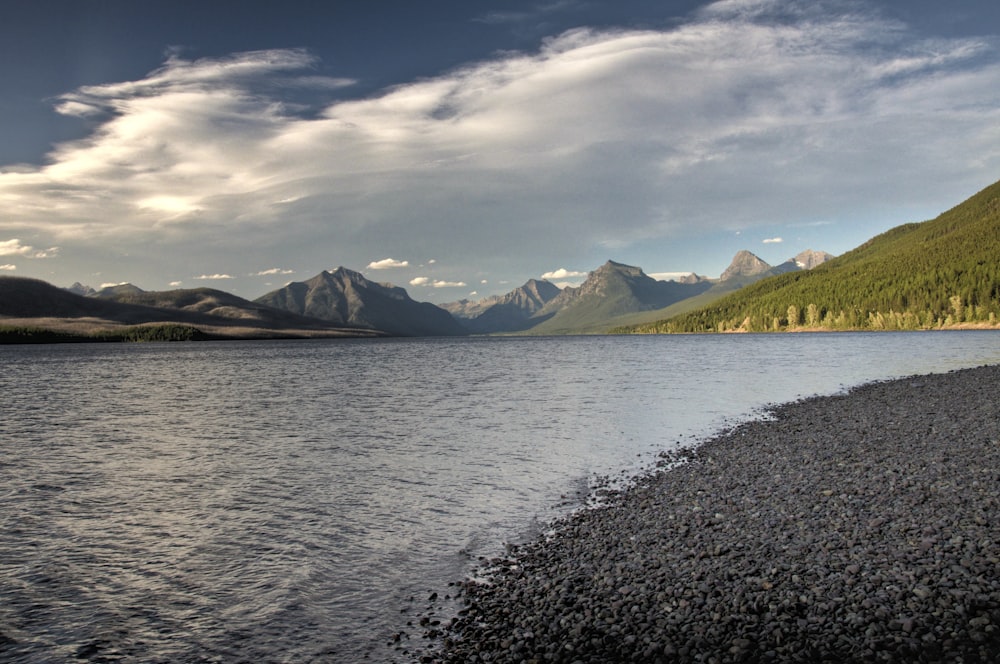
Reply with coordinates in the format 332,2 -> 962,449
1,332 -> 998,661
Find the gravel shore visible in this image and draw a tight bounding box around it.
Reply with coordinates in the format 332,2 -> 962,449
417,364 -> 1000,663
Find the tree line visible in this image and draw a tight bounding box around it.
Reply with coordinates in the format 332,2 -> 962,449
615,180 -> 1000,334
0,324 -> 207,344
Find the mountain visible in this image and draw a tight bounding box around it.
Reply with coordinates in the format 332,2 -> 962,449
623,179 -> 1000,333
0,276 -> 376,340
255,267 -> 466,337
445,279 -> 561,333
66,282 -> 96,297
95,283 -> 145,298
719,250 -> 772,281
523,260 -> 714,334
93,285 -> 345,330
439,298 -> 492,320
717,249 -> 833,285
791,249 -> 835,270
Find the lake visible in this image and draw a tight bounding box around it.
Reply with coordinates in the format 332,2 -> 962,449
1,332 -> 998,662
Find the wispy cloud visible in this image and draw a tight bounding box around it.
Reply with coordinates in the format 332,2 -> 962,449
649,271 -> 696,281
762,237 -> 784,244
474,0 -> 585,26
410,276 -> 467,288
195,273 -> 235,280
0,264 -> 16,271
254,267 -> 295,276
1,0 -> 999,294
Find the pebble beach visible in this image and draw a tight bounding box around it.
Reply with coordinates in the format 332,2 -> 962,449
414,364 -> 1000,663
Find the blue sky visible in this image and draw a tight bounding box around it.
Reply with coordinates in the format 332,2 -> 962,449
2,0 -> 1000,302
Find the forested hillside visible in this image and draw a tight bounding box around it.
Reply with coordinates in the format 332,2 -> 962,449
619,179 -> 1000,333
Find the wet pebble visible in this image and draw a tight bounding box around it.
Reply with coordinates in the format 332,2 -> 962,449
412,365 -> 1000,663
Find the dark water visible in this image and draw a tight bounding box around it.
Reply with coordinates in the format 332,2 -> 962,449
1,332 -> 998,662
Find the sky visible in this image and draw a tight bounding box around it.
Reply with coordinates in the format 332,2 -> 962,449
2,0 -> 1000,303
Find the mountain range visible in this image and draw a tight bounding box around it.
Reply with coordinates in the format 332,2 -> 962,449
6,177 -> 997,341
0,277 -> 383,340
0,249 -> 833,340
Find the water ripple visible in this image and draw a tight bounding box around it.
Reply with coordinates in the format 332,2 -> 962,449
1,333 -> 998,661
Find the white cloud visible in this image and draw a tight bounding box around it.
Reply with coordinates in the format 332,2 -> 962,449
1,2 -> 999,292
0,264 -> 15,271
0,239 -> 57,258
169,281 -> 183,287
367,258 -> 410,269
762,237 -> 784,244
100,281 -> 129,288
541,268 -> 587,280
0,239 -> 34,256
194,273 -> 234,280
254,267 -> 295,276
409,276 -> 467,288
649,271 -> 695,281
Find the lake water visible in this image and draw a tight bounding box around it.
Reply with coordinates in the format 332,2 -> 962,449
2,332 -> 998,662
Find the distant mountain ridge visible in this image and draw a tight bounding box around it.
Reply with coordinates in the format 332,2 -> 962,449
444,279 -> 561,333
5,247 -> 835,340
0,276 -> 376,339
440,250 -> 833,334
255,267 -> 466,336
93,284 -> 338,329
511,260 -> 713,334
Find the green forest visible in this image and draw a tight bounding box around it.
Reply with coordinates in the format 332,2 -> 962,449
617,179 -> 1000,334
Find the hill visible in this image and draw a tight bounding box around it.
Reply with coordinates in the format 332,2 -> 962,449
0,276 -> 378,341
620,180 -> 1000,333
93,284 -> 339,329
255,267 -> 466,336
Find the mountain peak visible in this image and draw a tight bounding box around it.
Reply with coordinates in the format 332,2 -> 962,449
258,269 -> 464,336
791,249 -> 835,270
95,283 -> 146,298
441,279 -> 560,333
720,250 -> 771,281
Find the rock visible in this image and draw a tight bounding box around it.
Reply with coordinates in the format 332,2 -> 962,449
422,365 -> 1000,663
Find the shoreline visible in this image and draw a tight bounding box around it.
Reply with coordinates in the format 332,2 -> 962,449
414,364 -> 1000,662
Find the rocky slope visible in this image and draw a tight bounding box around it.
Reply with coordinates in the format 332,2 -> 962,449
525,261 -> 714,334
445,279 -> 561,334
255,267 -> 466,337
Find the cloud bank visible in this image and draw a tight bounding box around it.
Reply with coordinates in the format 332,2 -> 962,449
1,0 -> 999,296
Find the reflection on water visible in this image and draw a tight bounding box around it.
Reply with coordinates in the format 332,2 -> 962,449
1,332 -> 998,661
